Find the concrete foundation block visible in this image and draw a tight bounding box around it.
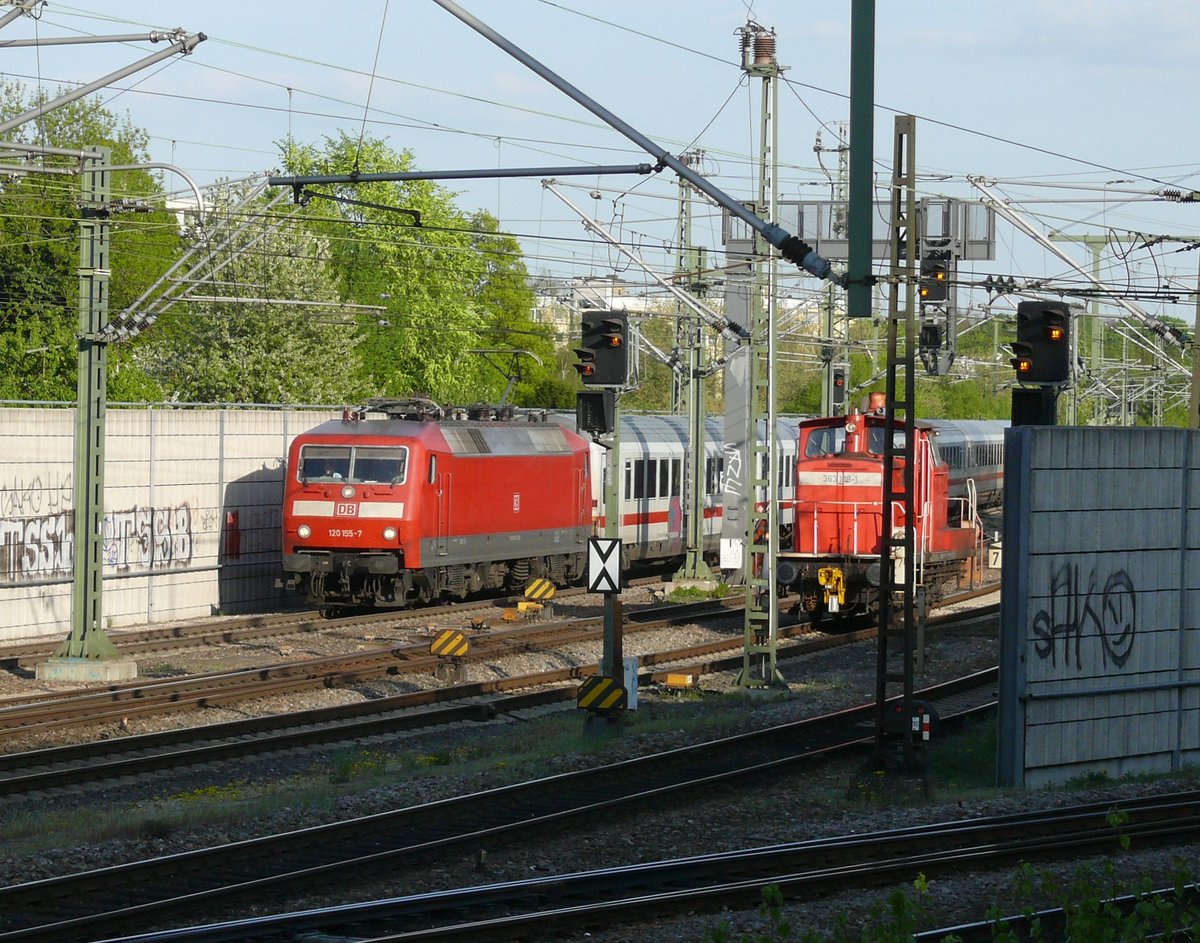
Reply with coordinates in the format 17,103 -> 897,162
36,657 -> 138,683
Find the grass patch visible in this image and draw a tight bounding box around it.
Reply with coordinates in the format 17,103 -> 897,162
1,778 -> 319,855
927,715 -> 998,793
665,582 -> 736,602
329,748 -> 393,783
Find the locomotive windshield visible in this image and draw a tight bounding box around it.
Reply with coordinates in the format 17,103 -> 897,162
299,445 -> 408,484
803,424 -> 906,458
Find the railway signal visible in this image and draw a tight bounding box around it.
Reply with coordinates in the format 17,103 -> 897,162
572,346 -> 597,381
576,389 -> 615,435
574,310 -> 628,387
832,367 -> 846,407
918,250 -> 950,305
1011,301 -> 1071,383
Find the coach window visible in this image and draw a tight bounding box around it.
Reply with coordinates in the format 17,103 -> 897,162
634,459 -> 646,500
671,459 -> 681,496
660,459 -> 671,498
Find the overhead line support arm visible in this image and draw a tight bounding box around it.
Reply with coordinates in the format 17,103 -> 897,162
268,162 -> 659,200
428,0 -> 845,290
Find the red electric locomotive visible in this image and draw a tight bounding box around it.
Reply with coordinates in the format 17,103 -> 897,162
281,400 -> 591,614
776,399 -> 1006,621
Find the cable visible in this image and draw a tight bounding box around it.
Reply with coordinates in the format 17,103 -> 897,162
354,0 -> 390,173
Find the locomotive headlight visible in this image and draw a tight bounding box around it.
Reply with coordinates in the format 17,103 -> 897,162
297,524 -> 312,539
341,485 -> 355,499
382,526 -> 397,541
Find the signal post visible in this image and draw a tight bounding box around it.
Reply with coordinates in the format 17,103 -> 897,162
574,312 -> 630,733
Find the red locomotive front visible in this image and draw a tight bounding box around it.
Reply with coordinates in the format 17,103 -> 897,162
282,402 -> 591,614
776,406 -> 982,622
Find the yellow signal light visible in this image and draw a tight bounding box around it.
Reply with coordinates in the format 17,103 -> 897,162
1046,326 -> 1064,341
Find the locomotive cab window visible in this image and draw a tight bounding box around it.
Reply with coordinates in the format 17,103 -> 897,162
866,426 -> 906,455
300,446 -> 350,481
804,428 -> 845,458
353,447 -> 408,485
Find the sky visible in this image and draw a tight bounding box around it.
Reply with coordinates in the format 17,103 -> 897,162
3,0 -> 1199,329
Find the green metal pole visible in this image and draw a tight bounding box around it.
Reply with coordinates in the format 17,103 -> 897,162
57,148 -> 121,661
847,0 -> 876,320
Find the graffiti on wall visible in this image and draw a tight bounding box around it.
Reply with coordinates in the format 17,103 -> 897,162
102,505 -> 193,570
1031,562 -> 1136,672
0,473 -> 72,517
0,503 -> 195,581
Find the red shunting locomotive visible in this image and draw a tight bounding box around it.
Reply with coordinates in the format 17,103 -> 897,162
776,397 -> 1005,622
281,400 -> 591,613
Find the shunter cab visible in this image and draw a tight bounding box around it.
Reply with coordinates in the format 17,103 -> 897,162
776,402 -> 982,621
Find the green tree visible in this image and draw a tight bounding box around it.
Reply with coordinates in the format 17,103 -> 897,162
0,80 -> 179,401
465,210 -> 559,405
284,133 -> 494,403
281,134 -> 559,407
133,181 -> 368,404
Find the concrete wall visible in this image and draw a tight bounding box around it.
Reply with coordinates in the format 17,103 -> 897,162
998,425 -> 1200,788
0,407 -> 338,642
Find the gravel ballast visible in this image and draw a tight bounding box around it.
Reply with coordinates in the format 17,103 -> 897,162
1,590 -> 1197,942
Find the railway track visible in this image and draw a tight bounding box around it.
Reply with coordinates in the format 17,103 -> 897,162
0,600 -> 997,800
0,577 -> 998,672
0,586 -> 998,741
89,791 -> 1200,943
0,618 -> 864,800
0,576 -> 674,669
0,670 -> 999,942
0,595 -> 747,738
0,598 -> 998,801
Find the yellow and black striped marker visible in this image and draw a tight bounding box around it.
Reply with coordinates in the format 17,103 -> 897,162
524,577 -> 557,601
576,675 -> 628,712
430,629 -> 470,657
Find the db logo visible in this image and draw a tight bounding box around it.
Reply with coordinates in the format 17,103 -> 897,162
334,502 -> 358,517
